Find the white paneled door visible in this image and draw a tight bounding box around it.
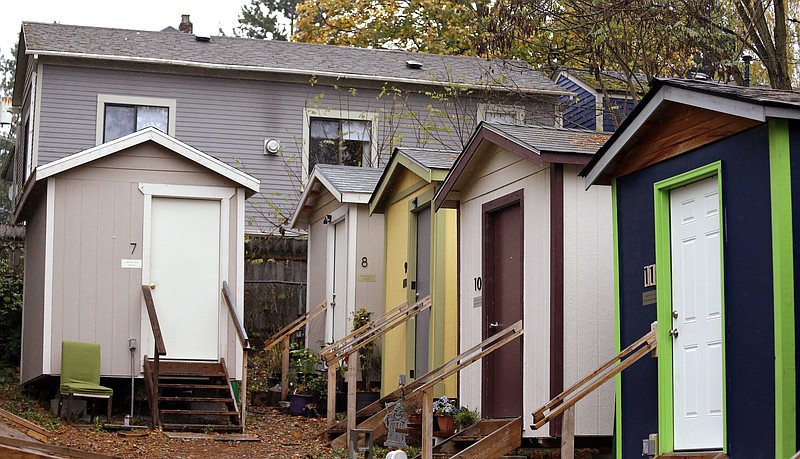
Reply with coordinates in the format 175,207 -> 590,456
150,197 -> 221,360
669,176 -> 723,450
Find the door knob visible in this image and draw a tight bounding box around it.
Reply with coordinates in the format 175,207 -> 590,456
669,328 -> 679,338
672,310 -> 679,319
488,322 -> 499,329
149,283 -> 156,290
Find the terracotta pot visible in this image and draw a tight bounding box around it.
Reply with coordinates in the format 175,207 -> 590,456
434,414 -> 455,437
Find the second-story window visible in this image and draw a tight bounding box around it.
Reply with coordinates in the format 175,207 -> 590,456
308,117 -> 371,173
103,104 -> 169,142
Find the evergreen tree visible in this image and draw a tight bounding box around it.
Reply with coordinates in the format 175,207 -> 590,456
235,0 -> 299,40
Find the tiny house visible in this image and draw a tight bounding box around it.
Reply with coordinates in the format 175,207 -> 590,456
583,78 -> 800,458
369,147 -> 459,397
289,164 -> 385,353
434,122 -> 614,439
18,128 -> 258,383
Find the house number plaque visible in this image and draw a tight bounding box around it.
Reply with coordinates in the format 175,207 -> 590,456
643,264 -> 656,287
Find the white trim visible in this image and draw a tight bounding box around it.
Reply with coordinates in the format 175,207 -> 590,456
584,91 -> 666,187
32,66 -> 42,178
661,86 -> 766,122
477,103 -> 525,124
140,193 -> 154,360
42,178 -> 55,374
138,183 -> 235,200
37,127 -> 259,193
346,203 -> 358,325
235,188 -> 245,380
95,94 -> 177,145
302,108 -> 379,184
27,49 -> 571,97
218,196 -> 231,362
289,167 -> 373,228
765,107 -> 800,120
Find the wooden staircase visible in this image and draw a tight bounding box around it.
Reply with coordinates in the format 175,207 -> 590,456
410,417 -> 522,459
143,358 -> 242,433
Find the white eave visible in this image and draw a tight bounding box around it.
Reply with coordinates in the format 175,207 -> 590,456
584,84 -> 800,187
35,127 -> 260,194
289,168 -> 372,229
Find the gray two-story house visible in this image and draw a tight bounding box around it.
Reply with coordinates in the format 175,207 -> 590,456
9,17 -> 567,422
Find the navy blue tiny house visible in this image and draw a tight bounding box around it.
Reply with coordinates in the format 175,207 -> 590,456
583,79 -> 800,458
554,69 -> 639,132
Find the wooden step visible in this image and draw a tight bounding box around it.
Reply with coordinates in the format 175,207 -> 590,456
158,383 -> 230,390
156,361 -> 226,377
158,396 -> 235,403
161,423 -> 243,433
159,409 -> 238,416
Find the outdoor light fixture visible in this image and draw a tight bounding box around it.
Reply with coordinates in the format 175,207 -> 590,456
323,214 -> 332,224
411,197 -> 418,208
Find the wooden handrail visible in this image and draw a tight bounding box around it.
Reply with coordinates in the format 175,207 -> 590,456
141,285 -> 166,428
221,281 -> 251,429
222,281 -> 250,350
262,300 -> 328,352
531,326 -> 657,430
141,285 -> 167,356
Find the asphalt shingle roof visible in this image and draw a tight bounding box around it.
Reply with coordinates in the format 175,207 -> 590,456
662,78 -> 800,107
313,164 -> 383,195
396,147 -> 460,170
20,22 -> 566,94
484,123 -> 611,155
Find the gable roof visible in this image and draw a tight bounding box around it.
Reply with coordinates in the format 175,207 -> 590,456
16,22 -> 567,102
582,78 -> 800,186
369,147 -> 459,214
434,122 -> 610,209
554,68 -> 647,95
289,164 -> 384,228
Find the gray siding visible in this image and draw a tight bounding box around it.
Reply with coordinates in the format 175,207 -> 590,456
20,194 -> 46,383
47,142 -> 243,378
34,64 -> 557,233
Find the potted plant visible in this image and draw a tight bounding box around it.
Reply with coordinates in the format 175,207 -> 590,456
351,308 -> 381,410
289,344 -> 325,416
454,406 -> 479,431
432,396 -> 457,437
248,340 -> 283,406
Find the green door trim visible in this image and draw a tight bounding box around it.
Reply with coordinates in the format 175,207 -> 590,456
768,118 -> 796,458
653,161 -> 727,454
611,178 -> 623,459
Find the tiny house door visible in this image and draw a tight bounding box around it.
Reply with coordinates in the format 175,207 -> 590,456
413,206 -> 432,378
327,218 -> 349,343
149,197 -> 221,360
482,194 -> 523,418
670,176 -> 723,450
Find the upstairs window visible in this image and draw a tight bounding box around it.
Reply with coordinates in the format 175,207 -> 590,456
96,95 -> 176,145
308,118 -> 371,173
104,104 -> 169,142
477,103 -> 525,124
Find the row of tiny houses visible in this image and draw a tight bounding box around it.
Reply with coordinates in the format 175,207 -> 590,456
583,78 -> 800,458
293,121 -> 617,443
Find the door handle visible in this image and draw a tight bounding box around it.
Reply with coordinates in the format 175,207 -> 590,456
669,328 -> 679,338
488,322 -> 499,329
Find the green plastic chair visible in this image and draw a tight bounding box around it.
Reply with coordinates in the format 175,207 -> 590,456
58,341 -> 113,422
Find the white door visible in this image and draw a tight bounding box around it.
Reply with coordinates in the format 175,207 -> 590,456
150,197 -> 221,360
327,219 -> 349,343
670,176 -> 723,450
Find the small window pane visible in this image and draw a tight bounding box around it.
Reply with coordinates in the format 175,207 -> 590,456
310,118 -> 339,139
104,105 -> 136,142
137,106 -> 169,132
308,117 -> 371,173
341,120 -> 370,141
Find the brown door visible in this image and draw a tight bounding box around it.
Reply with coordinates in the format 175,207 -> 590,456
482,192 -> 524,419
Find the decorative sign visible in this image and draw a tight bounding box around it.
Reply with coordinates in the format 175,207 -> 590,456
357,273 -> 376,283
642,289 -> 657,306
121,259 -> 142,269
473,296 -> 482,309
643,264 -> 656,287
384,401 -> 409,448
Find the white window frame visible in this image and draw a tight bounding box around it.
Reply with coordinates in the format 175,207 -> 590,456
477,103 -> 525,124
302,107 -> 378,184
96,94 -> 177,145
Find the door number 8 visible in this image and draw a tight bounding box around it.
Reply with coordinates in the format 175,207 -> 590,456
361,257 -> 368,268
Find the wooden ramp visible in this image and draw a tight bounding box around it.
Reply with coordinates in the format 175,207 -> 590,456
410,418 -> 522,459
143,359 -> 242,433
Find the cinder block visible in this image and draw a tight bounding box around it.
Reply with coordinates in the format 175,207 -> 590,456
50,398 -> 86,417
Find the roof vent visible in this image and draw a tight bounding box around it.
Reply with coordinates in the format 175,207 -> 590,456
195,35 -> 211,43
406,60 -> 423,70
